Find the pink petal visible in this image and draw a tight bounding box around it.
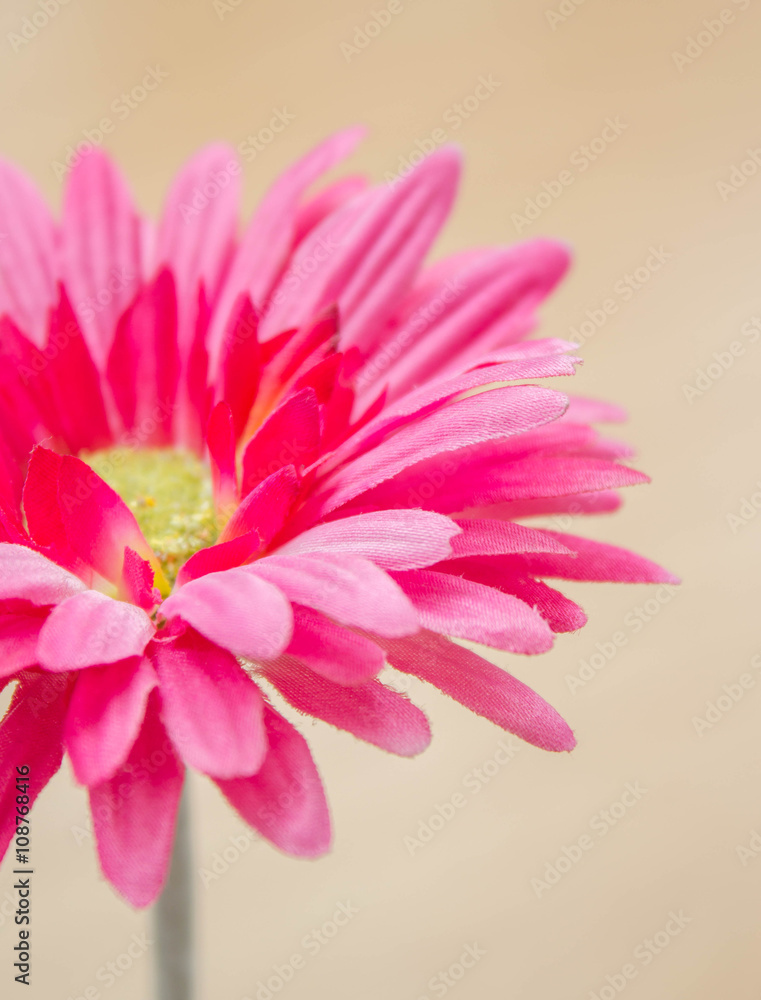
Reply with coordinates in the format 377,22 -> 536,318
208,127 -> 365,370
216,703 -> 330,858
0,158 -> 58,348
501,530 -> 679,584
37,590 -> 155,671
240,387 -> 320,496
249,552 -> 418,637
286,606 -> 384,683
0,543 -> 86,605
261,147 -> 461,350
265,657 -> 431,756
383,631 -> 575,751
61,149 -> 142,366
152,628 -> 267,778
293,174 -> 368,244
275,509 -> 460,570
0,672 -> 71,860
160,568 -> 293,662
89,694 -> 183,907
392,569 -> 554,654
308,385 -> 568,518
64,656 -> 157,786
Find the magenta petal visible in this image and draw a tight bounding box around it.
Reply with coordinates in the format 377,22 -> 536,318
0,673 -> 71,860
175,532 -> 261,586
215,703 -> 331,857
274,509 -> 460,570
286,606 -> 385,683
206,401 -> 239,513
249,552 -> 418,637
57,455 -> 154,583
152,629 -> 267,778
240,387 -> 320,495
37,590 -> 155,671
220,465 -> 299,546
265,657 -> 431,756
383,631 -> 575,752
65,656 -> 157,786
89,694 -> 184,908
392,569 -> 554,654
161,568 -> 294,662
0,543 -> 86,605
121,547 -> 158,609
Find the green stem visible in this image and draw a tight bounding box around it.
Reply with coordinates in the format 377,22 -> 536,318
154,784 -> 194,1000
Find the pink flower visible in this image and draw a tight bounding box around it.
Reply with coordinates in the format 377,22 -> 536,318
0,129 -> 675,907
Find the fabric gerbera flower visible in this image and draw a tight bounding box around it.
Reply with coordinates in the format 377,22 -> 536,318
0,128 -> 675,907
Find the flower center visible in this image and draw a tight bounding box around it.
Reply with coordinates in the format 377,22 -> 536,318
83,448 -> 218,584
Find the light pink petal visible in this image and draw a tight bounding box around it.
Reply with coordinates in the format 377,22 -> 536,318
240,387 -> 320,496
216,703 -> 330,857
0,543 -> 87,605
154,143 -> 241,347
249,552 -> 418,637
0,673 -> 71,860
383,630 -> 575,751
308,385 -> 567,518
0,607 -> 47,677
220,465 -> 299,545
392,569 -> 554,654
275,509 -> 460,570
38,590 -> 155,671
449,518 -> 573,558
61,149 -> 142,366
0,158 -> 58,348
286,606 -> 384,683
262,147 -> 461,350
89,694 -> 183,907
152,628 -> 266,778
349,351 -> 579,454
293,174 -> 368,244
208,127 -> 365,370
490,490 -> 623,520
265,657 -> 431,756
502,530 -> 679,584
161,568 -> 293,662
64,656 -> 157,786
434,558 -> 588,634
562,396 -> 627,424
57,454 -> 155,583
371,241 -> 571,398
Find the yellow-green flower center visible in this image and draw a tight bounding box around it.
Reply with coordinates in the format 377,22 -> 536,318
83,447 -> 218,583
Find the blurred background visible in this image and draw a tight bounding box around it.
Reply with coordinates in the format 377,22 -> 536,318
1,0 -> 760,997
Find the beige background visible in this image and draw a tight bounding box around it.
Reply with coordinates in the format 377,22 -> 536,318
0,0 -> 760,997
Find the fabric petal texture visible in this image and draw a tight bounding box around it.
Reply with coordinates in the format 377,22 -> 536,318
0,131 -> 675,907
